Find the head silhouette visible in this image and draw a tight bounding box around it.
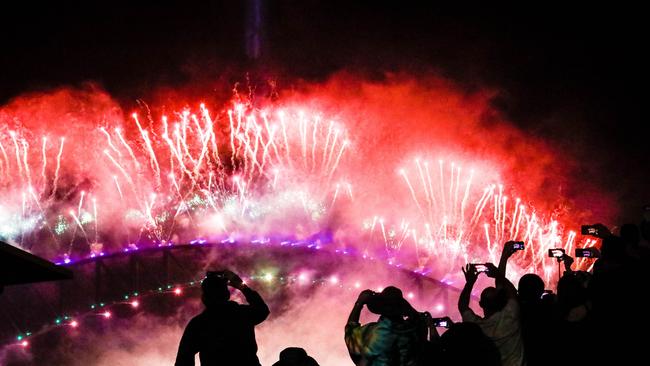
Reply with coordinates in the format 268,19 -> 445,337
557,274 -> 587,313
366,286 -> 407,320
479,287 -> 507,317
620,223 -> 640,248
201,274 -> 230,307
518,273 -> 545,303
273,347 -> 319,366
601,235 -> 625,260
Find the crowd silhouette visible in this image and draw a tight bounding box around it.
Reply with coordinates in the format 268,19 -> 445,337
176,209 -> 650,365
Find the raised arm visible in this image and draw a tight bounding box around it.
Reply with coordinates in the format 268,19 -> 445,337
498,241 -> 518,276
348,290 -> 374,324
240,286 -> 270,324
561,253 -> 575,274
458,264 -> 478,313
224,270 -> 270,324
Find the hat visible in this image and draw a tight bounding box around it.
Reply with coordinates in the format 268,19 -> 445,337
201,274 -> 230,305
366,286 -> 408,317
272,347 -> 319,366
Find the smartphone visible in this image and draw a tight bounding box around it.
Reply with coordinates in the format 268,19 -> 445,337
581,225 -> 599,236
548,248 -> 565,258
472,263 -> 490,273
431,317 -> 450,328
206,271 -> 226,278
512,241 -> 525,250
575,248 -> 599,258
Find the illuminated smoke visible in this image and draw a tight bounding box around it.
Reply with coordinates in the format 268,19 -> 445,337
0,74 -> 613,364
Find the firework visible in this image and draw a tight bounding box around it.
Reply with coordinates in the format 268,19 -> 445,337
0,98 -> 590,284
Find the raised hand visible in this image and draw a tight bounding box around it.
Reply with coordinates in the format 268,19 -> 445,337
482,262 -> 498,278
356,289 -> 376,305
222,270 -> 245,289
592,223 -> 612,239
503,241 -> 519,258
462,264 -> 479,284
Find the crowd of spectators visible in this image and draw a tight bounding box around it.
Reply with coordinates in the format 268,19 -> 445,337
176,210 -> 650,365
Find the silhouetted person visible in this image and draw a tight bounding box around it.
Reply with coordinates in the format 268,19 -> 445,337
458,242 -> 525,366
345,286 -> 424,366
621,223 -> 650,264
175,269 -> 270,366
517,273 -> 553,366
641,207 -> 650,246
554,271 -> 596,364
440,322 -> 502,366
272,347 -> 320,366
590,229 -> 644,363
419,312 -> 445,364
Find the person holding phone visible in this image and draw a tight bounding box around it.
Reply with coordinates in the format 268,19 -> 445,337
175,269 -> 270,366
345,286 -> 425,366
458,242 -> 525,366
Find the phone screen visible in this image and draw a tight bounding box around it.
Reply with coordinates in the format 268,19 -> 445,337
474,264 -> 488,272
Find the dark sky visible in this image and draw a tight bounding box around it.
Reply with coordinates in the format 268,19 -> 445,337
1,1 -> 648,222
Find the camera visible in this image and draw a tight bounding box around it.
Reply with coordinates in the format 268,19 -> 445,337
431,317 -> 451,328
548,248 -> 565,258
575,248 -> 599,258
511,241 -> 525,250
206,271 -> 226,279
581,225 -> 599,236
471,263 -> 491,274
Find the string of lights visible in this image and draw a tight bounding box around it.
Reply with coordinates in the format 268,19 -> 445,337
11,268 -> 448,349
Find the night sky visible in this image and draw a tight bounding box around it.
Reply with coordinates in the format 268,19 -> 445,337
1,1 -> 647,223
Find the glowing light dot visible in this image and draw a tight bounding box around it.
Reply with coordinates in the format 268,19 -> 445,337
20,340 -> 29,347
354,282 -> 361,289
174,288 -> 182,296
376,287 -> 384,292
264,273 -> 274,282
407,292 -> 415,299
131,300 -> 140,308
330,276 -> 339,285
298,273 -> 308,283
102,311 -> 111,319
70,320 -> 79,328
436,304 -> 445,312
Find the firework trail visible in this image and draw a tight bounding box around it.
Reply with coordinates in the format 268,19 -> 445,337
0,97 -> 590,283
